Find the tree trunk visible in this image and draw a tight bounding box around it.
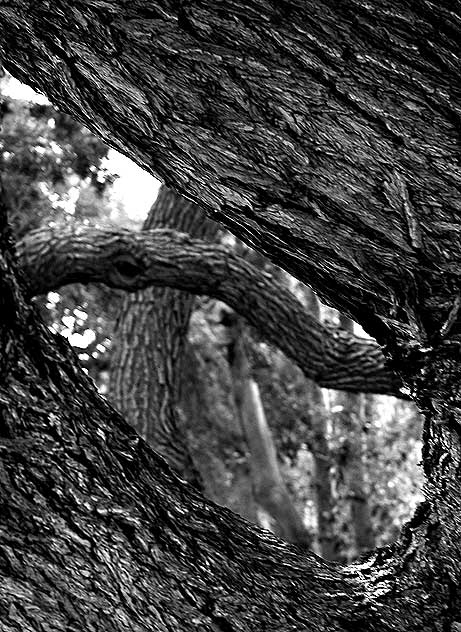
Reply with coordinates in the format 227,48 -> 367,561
179,340 -> 259,524
230,247 -> 338,555
301,288 -> 339,561
0,192 -> 375,632
335,316 -> 375,558
109,186 -> 218,481
1,4 -> 461,628
228,319 -> 313,547
2,188 -> 460,628
231,242 -> 335,552
2,2 -> 461,348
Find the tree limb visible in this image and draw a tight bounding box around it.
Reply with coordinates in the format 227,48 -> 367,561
18,223 -> 404,397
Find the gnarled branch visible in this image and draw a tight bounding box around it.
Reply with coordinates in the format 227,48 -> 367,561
18,223 -> 404,397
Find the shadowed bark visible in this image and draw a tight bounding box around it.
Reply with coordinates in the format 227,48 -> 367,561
109,187 -> 218,482
2,180 -> 461,629
2,2 -> 461,351
1,2 -> 461,629
18,223 -> 404,397
0,189 -> 378,632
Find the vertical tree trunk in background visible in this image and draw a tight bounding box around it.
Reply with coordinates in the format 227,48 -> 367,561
229,319 -> 313,547
179,336 -> 259,524
301,288 -> 339,560
335,315 -> 375,557
233,252 -> 338,557
110,187 -> 219,481
307,383 -> 339,560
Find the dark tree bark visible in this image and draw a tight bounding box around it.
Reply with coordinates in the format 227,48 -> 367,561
18,224 -> 403,397
2,189 -> 459,629
1,3 -> 461,629
109,187 -> 218,482
0,191 -> 386,632
2,1 -> 461,350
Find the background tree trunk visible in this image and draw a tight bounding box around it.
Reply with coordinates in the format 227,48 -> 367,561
334,316 -> 375,558
110,186 -> 218,481
179,340 -> 260,524
301,288 -> 339,561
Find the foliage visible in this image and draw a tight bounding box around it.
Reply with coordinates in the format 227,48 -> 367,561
1,75 -> 120,388
1,75 -> 115,237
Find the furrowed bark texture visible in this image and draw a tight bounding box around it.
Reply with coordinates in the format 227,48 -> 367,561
1,2 -> 461,628
229,319 -> 313,547
18,223 -> 403,397
109,187 -> 218,482
0,214 -> 346,631
2,1 -> 461,350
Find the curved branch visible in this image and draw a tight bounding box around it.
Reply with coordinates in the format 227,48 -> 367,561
18,224 -> 404,397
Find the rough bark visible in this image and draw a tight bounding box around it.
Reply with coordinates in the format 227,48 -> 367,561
109,187 -> 218,482
335,316 -> 375,558
229,319 -> 313,547
2,2 -> 461,352
1,3 -> 461,629
18,223 -> 403,397
2,185 -> 460,629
